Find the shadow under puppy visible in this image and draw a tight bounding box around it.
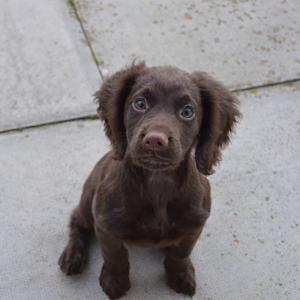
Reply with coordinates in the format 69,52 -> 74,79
58,61 -> 241,299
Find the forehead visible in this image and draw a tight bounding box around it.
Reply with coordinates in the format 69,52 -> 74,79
131,66 -> 199,103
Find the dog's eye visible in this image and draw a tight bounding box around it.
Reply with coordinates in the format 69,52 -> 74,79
181,106 -> 195,119
133,98 -> 147,111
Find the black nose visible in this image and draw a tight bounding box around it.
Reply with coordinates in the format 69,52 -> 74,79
143,132 -> 168,150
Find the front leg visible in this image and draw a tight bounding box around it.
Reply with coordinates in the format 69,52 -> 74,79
95,226 -> 130,300
164,230 -> 203,296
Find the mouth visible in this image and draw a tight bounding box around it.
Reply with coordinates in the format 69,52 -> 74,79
133,154 -> 173,170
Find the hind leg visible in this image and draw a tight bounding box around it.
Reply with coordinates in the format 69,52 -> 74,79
58,185 -> 95,275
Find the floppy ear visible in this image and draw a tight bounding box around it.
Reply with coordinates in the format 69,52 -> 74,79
190,72 -> 241,175
94,61 -> 148,160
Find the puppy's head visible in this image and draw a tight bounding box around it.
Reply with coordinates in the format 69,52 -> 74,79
95,61 -> 241,174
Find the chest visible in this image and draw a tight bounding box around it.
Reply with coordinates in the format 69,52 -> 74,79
99,181 -> 207,247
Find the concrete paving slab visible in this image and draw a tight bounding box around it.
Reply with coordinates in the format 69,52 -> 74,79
74,0 -> 300,89
0,83 -> 300,299
0,0 -> 100,132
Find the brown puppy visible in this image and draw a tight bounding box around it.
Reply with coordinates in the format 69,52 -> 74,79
58,61 -> 241,299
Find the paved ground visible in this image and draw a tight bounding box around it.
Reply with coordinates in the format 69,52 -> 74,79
0,1 -> 299,299
0,0 -> 100,132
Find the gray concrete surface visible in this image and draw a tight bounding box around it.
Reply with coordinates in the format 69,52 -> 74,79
74,0 -> 300,89
1,0 -> 300,299
0,0 -> 100,132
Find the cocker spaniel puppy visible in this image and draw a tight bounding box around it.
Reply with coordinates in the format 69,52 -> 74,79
59,61 -> 241,299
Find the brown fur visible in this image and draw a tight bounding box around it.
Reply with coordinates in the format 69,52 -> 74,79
58,61 -> 241,299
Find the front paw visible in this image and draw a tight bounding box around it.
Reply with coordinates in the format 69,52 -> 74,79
99,264 -> 131,300
166,264 -> 196,296
58,245 -> 88,275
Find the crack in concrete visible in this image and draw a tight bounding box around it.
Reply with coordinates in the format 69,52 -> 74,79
0,115 -> 100,135
1,75 -> 300,134
231,78 -> 300,93
68,0 -> 104,80
1,77 -> 299,134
